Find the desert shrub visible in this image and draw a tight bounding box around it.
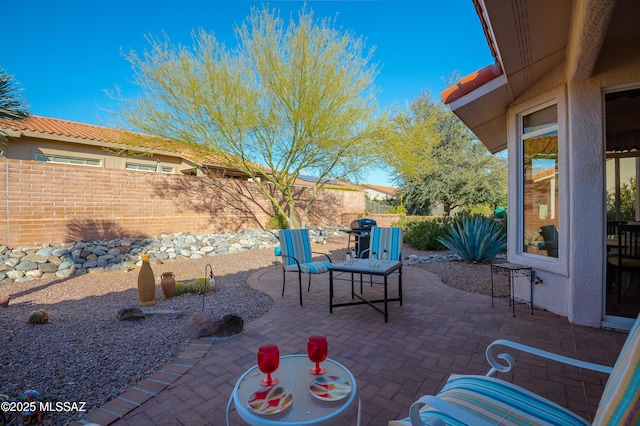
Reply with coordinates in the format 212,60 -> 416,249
266,214 -> 289,230
438,214 -> 506,263
398,217 -> 454,250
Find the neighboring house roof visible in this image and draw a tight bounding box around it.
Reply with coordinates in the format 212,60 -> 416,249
359,183 -> 398,197
0,115 -> 244,172
440,0 -> 637,154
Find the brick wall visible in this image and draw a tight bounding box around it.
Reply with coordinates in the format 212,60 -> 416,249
0,159 -> 364,247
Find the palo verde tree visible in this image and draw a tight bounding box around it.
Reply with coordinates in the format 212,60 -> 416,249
383,92 -> 507,216
116,6 -> 386,228
0,67 -> 30,145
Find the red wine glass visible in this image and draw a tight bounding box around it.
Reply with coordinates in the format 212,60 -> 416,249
307,336 -> 328,375
257,344 -> 279,386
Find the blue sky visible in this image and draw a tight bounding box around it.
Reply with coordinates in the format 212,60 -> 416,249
3,0 -> 493,186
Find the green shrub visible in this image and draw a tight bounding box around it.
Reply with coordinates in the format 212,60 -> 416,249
438,214 -> 506,263
266,214 -> 289,230
398,217 -> 454,250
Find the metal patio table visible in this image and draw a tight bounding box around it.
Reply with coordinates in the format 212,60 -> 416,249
329,259 -> 403,322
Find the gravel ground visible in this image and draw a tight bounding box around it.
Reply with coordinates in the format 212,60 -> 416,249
0,235 -> 496,425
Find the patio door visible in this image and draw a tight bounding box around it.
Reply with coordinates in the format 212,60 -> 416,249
604,87 -> 640,323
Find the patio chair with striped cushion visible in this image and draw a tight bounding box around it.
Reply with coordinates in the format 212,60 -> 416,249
360,226 -> 403,261
279,229 -> 333,306
389,313 -> 640,426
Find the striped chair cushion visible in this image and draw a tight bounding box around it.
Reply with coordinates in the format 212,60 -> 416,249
279,229 -> 313,266
284,261 -> 332,274
392,375 -> 589,426
370,227 -> 403,260
592,314 -> 640,426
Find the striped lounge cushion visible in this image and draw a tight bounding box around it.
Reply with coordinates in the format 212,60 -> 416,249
592,314 -> 640,426
397,374 -> 590,426
284,261 -> 332,274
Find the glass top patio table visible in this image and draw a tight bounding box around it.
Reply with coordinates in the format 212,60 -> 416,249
226,354 -> 360,425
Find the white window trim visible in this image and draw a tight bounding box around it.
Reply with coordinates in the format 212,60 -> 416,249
507,86 -> 569,276
34,153 -> 102,167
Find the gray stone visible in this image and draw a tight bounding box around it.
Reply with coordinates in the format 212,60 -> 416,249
0,277 -> 13,285
25,269 -> 44,278
9,250 -> 26,259
0,246 -> 7,255
117,306 -> 146,321
23,253 -> 48,264
142,309 -> 182,319
107,248 -> 121,256
36,247 -> 54,257
58,261 -> 74,271
83,260 -> 98,269
15,276 -> 35,283
87,267 -> 106,274
56,268 -> 75,278
51,248 -> 70,257
160,237 -> 174,247
4,258 -> 20,267
74,269 -> 87,276
15,260 -> 38,271
47,255 -> 62,266
6,270 -> 24,280
38,263 -> 59,273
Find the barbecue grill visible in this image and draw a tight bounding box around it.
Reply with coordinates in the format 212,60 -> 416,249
344,218 -> 377,257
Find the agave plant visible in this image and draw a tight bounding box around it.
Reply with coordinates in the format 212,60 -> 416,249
438,215 -> 506,263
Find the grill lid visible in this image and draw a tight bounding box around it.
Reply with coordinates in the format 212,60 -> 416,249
350,218 -> 377,230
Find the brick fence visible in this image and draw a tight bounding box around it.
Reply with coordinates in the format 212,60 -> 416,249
0,159 -> 365,247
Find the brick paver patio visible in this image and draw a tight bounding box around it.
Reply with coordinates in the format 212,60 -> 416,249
75,260 -> 628,425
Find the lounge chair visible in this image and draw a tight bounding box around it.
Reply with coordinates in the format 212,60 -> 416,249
390,314 -> 640,425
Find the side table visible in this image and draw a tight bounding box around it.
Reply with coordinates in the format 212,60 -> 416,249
226,354 -> 361,425
490,262 -> 533,317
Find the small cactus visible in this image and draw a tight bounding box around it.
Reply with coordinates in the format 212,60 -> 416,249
27,309 -> 51,325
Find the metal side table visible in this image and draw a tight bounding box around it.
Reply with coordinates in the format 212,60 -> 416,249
490,262 -> 533,317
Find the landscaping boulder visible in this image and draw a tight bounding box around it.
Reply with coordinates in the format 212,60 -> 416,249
117,306 -> 146,321
185,313 -> 243,338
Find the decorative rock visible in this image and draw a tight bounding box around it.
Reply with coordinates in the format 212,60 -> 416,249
51,248 -> 70,257
142,309 -> 182,319
25,270 -> 44,278
55,268 -> 75,278
185,313 -> 244,338
117,306 -> 146,321
38,263 -> 58,274
1,294 -> 9,307
6,270 -> 24,280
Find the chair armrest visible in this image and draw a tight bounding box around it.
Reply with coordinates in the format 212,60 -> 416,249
312,252 -> 332,263
280,254 -> 301,268
485,339 -> 614,377
359,248 -> 370,259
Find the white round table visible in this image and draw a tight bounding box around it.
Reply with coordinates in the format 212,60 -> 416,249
226,354 -> 361,425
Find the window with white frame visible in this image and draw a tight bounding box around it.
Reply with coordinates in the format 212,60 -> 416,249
521,104 -> 559,258
34,153 -> 101,167
126,162 -> 173,173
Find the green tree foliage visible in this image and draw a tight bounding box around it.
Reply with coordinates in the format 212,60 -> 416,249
0,68 -> 30,145
116,6 -> 387,228
607,177 -> 636,220
383,93 -> 507,216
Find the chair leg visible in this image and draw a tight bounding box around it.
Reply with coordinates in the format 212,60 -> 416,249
308,274 -> 312,292
282,269 -> 286,297
298,270 -> 303,306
